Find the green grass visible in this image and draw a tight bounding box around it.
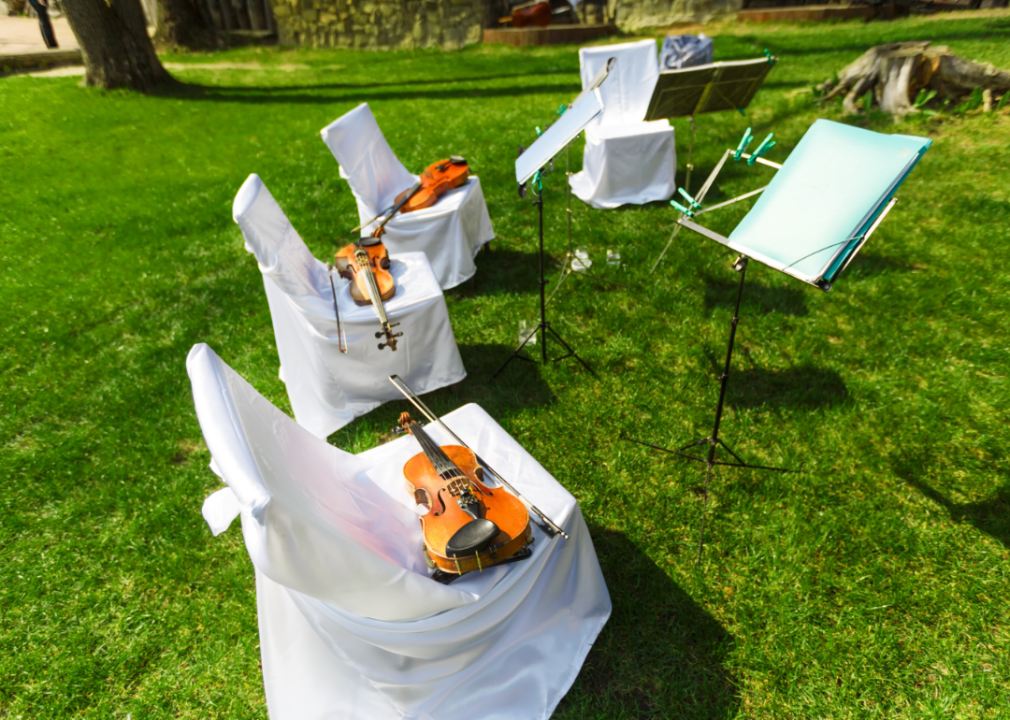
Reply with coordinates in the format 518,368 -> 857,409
2,12 -> 1010,718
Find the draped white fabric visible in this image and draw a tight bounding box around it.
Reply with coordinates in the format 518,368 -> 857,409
233,174 -> 466,439
320,104 -> 494,290
188,344 -> 612,720
570,40 -> 676,209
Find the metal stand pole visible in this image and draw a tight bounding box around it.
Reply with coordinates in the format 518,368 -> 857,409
623,256 -> 794,561
684,116 -> 696,195
492,181 -> 595,381
546,145 -> 627,307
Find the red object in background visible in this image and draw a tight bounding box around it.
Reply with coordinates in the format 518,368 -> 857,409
512,2 -> 552,28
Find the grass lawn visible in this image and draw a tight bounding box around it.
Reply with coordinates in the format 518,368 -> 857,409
2,11 -> 1010,718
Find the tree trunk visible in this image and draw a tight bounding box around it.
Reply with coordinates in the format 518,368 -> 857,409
822,42 -> 1010,116
60,0 -> 174,92
153,0 -> 217,50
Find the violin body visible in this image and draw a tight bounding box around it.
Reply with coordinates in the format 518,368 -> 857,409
393,156 -> 470,215
400,413 -> 532,575
333,239 -> 402,350
512,2 -> 551,28
334,239 -> 395,307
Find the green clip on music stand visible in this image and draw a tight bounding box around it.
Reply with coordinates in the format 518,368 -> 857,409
646,54 -> 777,273
627,119 -> 932,561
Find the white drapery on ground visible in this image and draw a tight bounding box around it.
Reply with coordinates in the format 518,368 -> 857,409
321,104 -> 495,290
570,40 -> 676,209
189,344 -> 612,720
233,174 -> 466,439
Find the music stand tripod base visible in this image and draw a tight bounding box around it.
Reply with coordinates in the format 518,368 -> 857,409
546,145 -> 628,308
495,90 -> 606,382
492,182 -> 596,381
624,255 -> 793,563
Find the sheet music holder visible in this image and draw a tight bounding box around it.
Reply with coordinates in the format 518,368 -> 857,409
516,90 -> 603,185
494,89 -> 606,381
644,56 -> 777,259
681,119 -> 931,290
644,57 -> 775,122
626,119 -> 932,562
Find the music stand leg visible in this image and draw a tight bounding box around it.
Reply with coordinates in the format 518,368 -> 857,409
684,116 -> 696,195
623,256 -> 793,560
546,146 -> 628,308
492,186 -> 595,381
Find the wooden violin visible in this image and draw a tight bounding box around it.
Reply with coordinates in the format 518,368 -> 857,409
333,238 -> 402,351
399,412 -> 532,576
355,157 -> 471,239
511,1 -> 551,28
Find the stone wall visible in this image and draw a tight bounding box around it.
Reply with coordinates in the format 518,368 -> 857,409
269,0 -> 741,50
270,0 -> 487,49
610,0 -> 742,29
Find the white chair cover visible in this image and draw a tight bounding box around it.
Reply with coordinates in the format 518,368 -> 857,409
570,40 -> 676,209
233,173 -> 466,439
321,104 -> 495,290
189,344 -> 612,720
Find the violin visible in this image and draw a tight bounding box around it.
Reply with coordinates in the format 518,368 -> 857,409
392,156 -> 470,216
355,157 -> 471,239
333,238 -> 402,351
399,412 -> 532,576
511,2 -> 552,28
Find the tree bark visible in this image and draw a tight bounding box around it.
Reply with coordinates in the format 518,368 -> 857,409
153,0 -> 217,50
822,42 -> 1010,116
60,0 -> 174,92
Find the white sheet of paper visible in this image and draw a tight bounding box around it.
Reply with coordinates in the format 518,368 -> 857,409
515,90 -> 603,185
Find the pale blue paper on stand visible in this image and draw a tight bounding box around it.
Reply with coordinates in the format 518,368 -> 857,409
726,119 -> 931,288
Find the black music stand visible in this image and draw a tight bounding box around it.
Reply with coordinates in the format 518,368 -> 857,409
626,120 -> 932,562
491,90 -> 606,382
546,57 -> 627,306
645,55 -> 777,273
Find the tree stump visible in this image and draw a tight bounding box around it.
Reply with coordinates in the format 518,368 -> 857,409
820,42 -> 1010,115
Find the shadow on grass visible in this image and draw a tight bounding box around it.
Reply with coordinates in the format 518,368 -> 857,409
327,343 -> 554,446
453,247 -> 541,298
555,526 -> 740,719
845,250 -> 920,276
898,468 -> 1010,551
726,365 -> 848,409
152,79 -> 581,106
703,275 -> 809,316
735,23 -> 1010,58
190,70 -> 577,94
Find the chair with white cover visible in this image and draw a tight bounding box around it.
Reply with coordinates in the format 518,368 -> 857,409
190,343 -> 612,720
233,173 -> 466,439
569,40 -> 677,209
320,104 -> 495,290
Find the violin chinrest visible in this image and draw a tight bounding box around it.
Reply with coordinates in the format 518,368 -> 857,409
446,518 -> 500,559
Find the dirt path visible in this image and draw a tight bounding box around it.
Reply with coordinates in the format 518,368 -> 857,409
0,15 -> 78,55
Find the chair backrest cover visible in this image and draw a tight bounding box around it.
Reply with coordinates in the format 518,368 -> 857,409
187,343 -> 478,621
728,119 -> 931,285
320,103 -> 417,214
579,39 -> 659,128
232,173 -> 330,303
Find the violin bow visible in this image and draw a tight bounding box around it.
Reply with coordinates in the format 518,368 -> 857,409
349,180 -> 424,238
388,374 -> 569,540
327,264 -> 348,354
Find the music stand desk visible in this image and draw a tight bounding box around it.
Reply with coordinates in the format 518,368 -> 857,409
628,119 -> 932,561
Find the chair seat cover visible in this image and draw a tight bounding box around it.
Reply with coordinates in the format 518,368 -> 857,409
234,173 -> 466,439
321,104 -> 494,290
569,40 -> 676,209
188,344 -> 612,720
570,120 -> 676,209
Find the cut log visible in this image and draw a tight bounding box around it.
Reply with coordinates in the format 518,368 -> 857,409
821,42 -> 1010,115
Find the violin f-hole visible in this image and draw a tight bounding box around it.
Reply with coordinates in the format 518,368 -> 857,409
414,487 -> 445,516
